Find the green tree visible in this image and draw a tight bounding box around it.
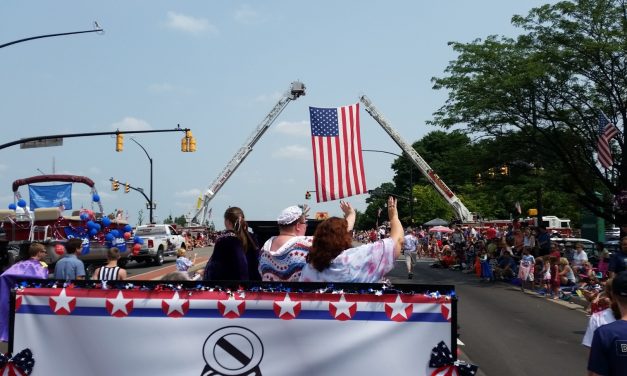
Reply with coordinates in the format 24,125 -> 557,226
174,215 -> 187,227
411,184 -> 454,224
431,0 -> 627,226
163,214 -> 173,224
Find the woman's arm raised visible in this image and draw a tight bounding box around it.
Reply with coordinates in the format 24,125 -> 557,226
387,196 -> 404,259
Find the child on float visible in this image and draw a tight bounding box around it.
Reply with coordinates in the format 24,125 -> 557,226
518,246 -> 535,291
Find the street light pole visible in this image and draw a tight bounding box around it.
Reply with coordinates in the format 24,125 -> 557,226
130,138 -> 154,224
0,22 -> 103,49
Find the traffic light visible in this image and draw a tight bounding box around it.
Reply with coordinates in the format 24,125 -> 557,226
305,191 -> 311,200
112,180 -> 120,191
115,134 -> 124,152
181,130 -> 197,152
500,165 -> 509,176
125,183 -> 130,193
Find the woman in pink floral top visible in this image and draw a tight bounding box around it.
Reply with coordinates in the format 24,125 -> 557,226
300,197 -> 403,283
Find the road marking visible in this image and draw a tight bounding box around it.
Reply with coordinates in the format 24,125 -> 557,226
127,256 -> 209,280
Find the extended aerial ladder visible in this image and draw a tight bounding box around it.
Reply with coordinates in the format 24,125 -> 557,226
359,95 -> 474,223
191,81 -> 306,225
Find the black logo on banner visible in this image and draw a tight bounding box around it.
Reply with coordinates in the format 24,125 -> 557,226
201,326 -> 264,376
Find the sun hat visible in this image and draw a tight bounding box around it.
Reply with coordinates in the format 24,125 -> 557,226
277,205 -> 310,225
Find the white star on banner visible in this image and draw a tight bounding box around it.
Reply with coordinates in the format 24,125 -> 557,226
387,295 -> 409,319
276,293 -> 299,317
220,296 -> 243,317
108,291 -> 132,315
50,288 -> 74,313
163,292 -> 187,316
331,294 -> 354,318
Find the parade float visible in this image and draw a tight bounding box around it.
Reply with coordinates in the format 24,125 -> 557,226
0,174 -> 139,270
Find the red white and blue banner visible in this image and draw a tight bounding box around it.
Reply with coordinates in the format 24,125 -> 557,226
11,284 -> 457,375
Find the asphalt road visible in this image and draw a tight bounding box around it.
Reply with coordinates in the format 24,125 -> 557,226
121,245 -> 213,280
389,256 -> 591,376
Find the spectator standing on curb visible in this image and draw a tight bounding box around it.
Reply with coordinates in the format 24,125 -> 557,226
587,271 -> 627,375
608,236 -> 627,278
403,229 -> 418,279
54,238 -> 86,280
536,226 -> 551,257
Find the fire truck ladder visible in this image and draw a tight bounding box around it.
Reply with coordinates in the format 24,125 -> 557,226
359,95 -> 474,223
191,81 -> 306,225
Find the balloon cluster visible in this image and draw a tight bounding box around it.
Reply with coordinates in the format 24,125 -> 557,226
6,199 -> 26,210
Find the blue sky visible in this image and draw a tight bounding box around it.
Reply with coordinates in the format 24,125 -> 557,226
0,1 -> 553,228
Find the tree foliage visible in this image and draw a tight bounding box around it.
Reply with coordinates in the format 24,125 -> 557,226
430,0 -> 627,225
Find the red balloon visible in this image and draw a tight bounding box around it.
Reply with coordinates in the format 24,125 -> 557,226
123,232 -> 131,240
132,243 -> 141,255
54,244 -> 65,256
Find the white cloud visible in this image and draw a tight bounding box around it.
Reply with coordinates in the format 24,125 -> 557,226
272,145 -> 310,160
275,120 -> 310,137
175,188 -> 202,198
166,12 -> 217,35
234,5 -> 261,25
148,83 -> 174,93
111,117 -> 153,131
253,92 -> 282,103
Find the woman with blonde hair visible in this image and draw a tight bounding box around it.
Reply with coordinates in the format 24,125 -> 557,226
558,257 -> 577,287
203,206 -> 261,281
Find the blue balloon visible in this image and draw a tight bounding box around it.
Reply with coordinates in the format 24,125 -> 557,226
92,194 -> 100,202
101,217 -> 111,227
89,228 -> 98,236
105,233 -> 114,242
111,229 -> 120,238
8,203 -> 16,210
87,220 -> 96,229
123,224 -> 132,233
17,199 -> 26,208
133,236 -> 141,244
80,213 -> 89,221
94,223 -> 101,231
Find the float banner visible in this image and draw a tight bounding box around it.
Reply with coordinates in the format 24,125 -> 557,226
28,183 -> 72,210
12,284 -> 456,376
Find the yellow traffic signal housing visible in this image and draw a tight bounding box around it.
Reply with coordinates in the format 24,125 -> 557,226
125,183 -> 130,193
528,208 -> 538,216
181,137 -> 188,152
500,165 -> 509,176
189,136 -> 197,152
116,134 -> 124,152
112,180 -> 120,191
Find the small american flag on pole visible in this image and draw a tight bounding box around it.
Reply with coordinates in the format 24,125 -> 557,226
597,112 -> 620,169
309,103 -> 367,202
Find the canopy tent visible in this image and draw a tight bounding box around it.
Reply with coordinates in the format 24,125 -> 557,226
423,218 -> 449,227
428,225 -> 453,233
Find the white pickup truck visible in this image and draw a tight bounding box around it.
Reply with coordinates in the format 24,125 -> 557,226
132,224 -> 186,265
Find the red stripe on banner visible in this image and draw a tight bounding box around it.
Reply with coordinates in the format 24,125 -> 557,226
19,288 -> 451,304
354,103 -> 366,193
311,136 -> 321,203
326,136 -> 335,201
343,106 -> 353,197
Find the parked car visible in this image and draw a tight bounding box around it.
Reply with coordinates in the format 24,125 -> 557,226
552,237 -> 596,259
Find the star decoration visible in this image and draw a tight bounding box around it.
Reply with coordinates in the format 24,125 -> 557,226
385,294 -> 412,322
274,293 -> 301,320
162,291 -> 189,318
106,291 -> 133,318
329,294 -> 356,321
218,296 -> 245,319
48,288 -> 76,315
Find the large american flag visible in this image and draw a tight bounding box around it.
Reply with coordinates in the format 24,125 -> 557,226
309,104 -> 367,202
597,112 -> 620,169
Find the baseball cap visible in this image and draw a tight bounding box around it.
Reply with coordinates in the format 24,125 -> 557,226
612,271 -> 627,297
